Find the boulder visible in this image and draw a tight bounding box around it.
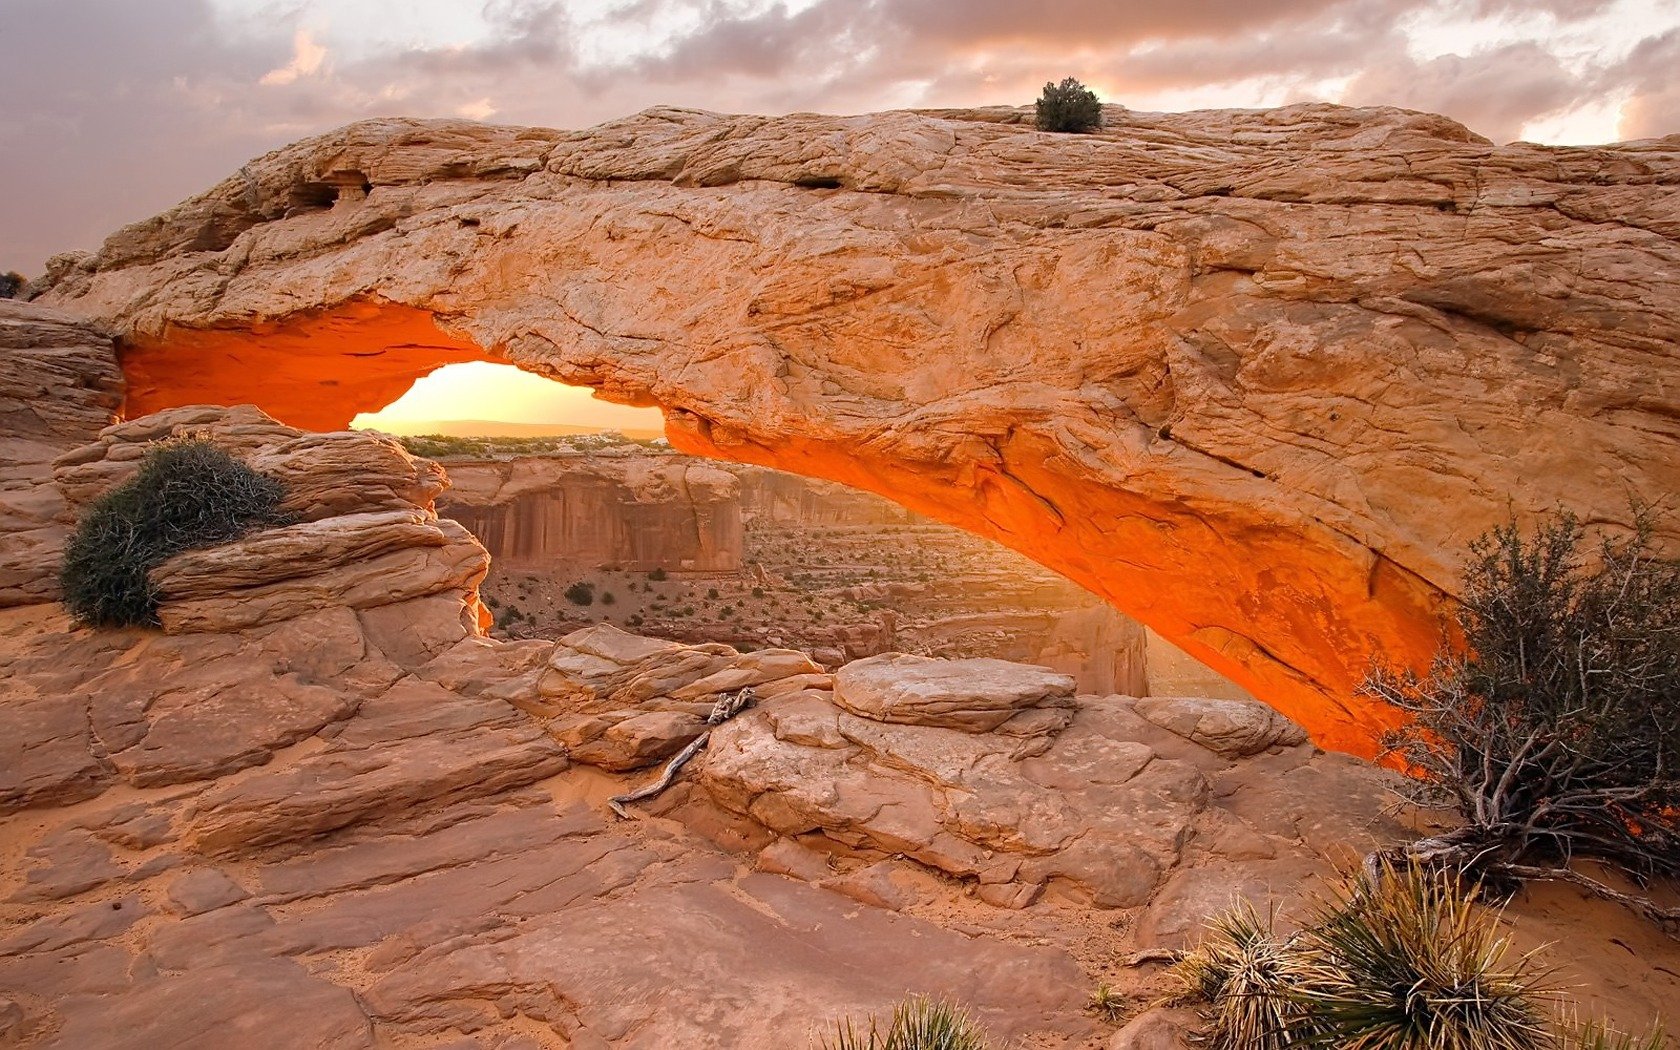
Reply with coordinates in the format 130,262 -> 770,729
1132,696 -> 1309,758
833,652 -> 1076,732
1109,1007 -> 1197,1050
699,690 -> 1202,908
151,513 -> 489,634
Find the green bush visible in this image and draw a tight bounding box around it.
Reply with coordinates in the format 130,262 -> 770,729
647,566 -> 668,581
0,271 -> 24,299
1035,77 -> 1102,133
820,996 -> 992,1050
60,438 -> 291,627
1364,513 -> 1680,921
564,581 -> 595,606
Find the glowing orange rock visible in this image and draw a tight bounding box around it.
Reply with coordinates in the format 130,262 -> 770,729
122,301 -> 488,431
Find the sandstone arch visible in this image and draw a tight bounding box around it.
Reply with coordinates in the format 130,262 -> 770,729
38,105 -> 1680,754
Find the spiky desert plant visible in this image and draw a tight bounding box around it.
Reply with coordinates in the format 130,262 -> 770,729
1365,512 -> 1680,930
1555,1015 -> 1667,1050
60,437 -> 292,627
1296,863 -> 1554,1050
818,995 -> 992,1050
1167,902 -> 1320,1048
1089,980 -> 1126,1022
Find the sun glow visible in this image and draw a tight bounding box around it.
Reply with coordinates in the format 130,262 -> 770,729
351,362 -> 666,438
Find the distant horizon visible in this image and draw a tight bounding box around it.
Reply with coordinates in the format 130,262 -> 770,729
351,416 -> 667,441
351,362 -> 669,439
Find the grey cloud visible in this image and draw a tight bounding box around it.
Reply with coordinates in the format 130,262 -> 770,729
1342,40 -> 1584,142
1610,27 -> 1680,139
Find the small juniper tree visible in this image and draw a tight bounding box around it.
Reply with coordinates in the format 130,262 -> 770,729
0,271 -> 25,299
1035,77 -> 1103,133
1365,512 -> 1680,930
60,438 -> 293,627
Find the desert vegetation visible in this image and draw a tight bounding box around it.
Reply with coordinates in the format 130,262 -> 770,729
819,996 -> 993,1050
397,432 -> 661,459
1364,513 -> 1680,929
59,437 -> 292,627
1169,862 -> 1664,1049
0,270 -> 24,299
1034,77 -> 1102,133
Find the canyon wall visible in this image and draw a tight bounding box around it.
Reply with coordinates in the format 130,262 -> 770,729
36,106 -> 1680,752
432,446 -> 1239,699
440,454 -> 742,572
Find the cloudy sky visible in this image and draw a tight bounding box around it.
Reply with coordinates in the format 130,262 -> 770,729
2,0 -> 1678,276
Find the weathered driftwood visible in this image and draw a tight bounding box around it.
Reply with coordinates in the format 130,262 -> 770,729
608,687 -> 755,819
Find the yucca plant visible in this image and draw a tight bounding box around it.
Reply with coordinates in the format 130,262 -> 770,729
1167,902 -> 1320,1048
1296,863 -> 1554,1049
1089,980 -> 1126,1022
1554,1014 -> 1667,1050
818,995 -> 992,1050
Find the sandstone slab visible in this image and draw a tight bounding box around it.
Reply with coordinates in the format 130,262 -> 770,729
1132,695 -> 1309,758
699,691 -> 1204,908
182,680 -> 568,855
833,652 -> 1076,731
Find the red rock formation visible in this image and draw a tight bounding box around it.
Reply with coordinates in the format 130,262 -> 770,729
38,107 -> 1680,754
121,301 -> 487,431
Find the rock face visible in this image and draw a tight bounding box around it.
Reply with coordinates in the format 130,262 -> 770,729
0,398 -> 500,812
2,590 -> 1676,1042
46,403 -> 491,640
515,623 -> 826,771
0,302 -> 122,608
441,453 -> 742,572
35,106 -> 1680,752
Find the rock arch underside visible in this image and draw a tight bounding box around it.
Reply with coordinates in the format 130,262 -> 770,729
38,103 -> 1680,756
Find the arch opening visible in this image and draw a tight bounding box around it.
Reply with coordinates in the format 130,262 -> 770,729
114,300 -> 1447,757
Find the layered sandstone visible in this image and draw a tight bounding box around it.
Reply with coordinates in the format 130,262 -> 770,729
36,106 -> 1680,751
0,303 -> 122,607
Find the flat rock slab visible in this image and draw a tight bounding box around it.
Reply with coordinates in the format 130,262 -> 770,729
49,960 -> 376,1050
358,870 -> 1096,1047
1133,695 -> 1309,758
833,652 -> 1075,731
182,680 -> 568,856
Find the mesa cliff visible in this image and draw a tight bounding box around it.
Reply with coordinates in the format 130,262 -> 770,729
32,104 -> 1680,752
